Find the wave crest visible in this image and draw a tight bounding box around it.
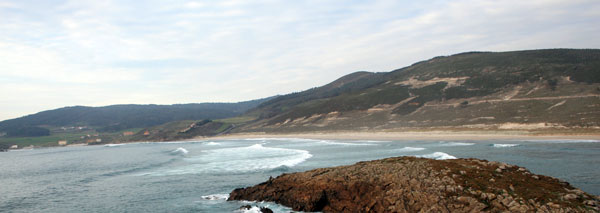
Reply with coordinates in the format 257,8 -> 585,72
438,142 -> 475,146
104,144 -> 125,147
171,147 -> 189,155
492,144 -> 519,148
396,147 -> 426,152
201,194 -> 229,200
144,144 -> 312,176
205,142 -> 220,146
417,152 -> 457,160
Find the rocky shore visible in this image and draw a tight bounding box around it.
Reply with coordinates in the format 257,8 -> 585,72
229,156 -> 600,212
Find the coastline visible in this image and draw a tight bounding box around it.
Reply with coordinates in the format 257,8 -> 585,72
205,130 -> 600,141
5,129 -> 599,151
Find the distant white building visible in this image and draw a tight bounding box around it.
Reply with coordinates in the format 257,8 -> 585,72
58,140 -> 68,146
10,145 -> 18,149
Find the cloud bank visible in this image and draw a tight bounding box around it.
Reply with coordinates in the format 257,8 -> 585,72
1,0 -> 599,120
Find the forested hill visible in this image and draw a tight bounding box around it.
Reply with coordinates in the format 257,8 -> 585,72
0,97 -> 271,136
237,49 -> 600,133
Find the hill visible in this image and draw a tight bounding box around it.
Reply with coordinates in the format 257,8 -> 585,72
0,98 -> 272,147
235,49 -> 600,133
0,98 -> 271,136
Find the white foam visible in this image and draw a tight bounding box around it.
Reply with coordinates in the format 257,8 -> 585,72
142,144 -> 312,176
205,142 -> 220,146
361,140 -> 392,143
157,141 -> 194,144
200,194 -> 229,200
236,206 -> 262,213
171,147 -> 189,155
492,144 -> 520,148
418,152 -> 457,160
396,147 -> 426,152
319,140 -> 377,146
438,142 -> 475,146
520,139 -> 600,143
240,138 -> 323,143
104,144 -> 125,147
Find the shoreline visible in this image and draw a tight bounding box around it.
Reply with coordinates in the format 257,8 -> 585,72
5,130 -> 599,151
205,130 -> 600,141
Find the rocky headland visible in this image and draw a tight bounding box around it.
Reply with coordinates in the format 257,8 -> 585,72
229,156 -> 600,212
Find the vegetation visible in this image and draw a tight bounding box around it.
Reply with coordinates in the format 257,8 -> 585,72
126,119 -> 233,142
0,97 -> 273,146
240,49 -> 600,132
3,126 -> 50,137
0,97 -> 272,134
215,116 -> 257,124
3,49 -> 599,146
0,143 -> 9,151
0,132 -> 91,147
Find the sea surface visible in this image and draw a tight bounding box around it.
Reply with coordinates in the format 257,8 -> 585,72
1,138 -> 599,212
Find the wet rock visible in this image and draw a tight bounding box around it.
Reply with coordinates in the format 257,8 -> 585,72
228,156 -> 600,212
237,205 -> 273,213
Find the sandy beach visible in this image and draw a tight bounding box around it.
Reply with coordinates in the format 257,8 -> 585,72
205,130 -> 600,141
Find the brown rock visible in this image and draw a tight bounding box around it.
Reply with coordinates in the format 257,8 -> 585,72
563,193 -> 578,200
584,200 -> 598,206
228,156 -> 600,212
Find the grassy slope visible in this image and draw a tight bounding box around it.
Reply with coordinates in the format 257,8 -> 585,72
238,49 -> 600,133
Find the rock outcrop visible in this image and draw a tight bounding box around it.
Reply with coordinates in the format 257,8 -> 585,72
229,156 -> 600,212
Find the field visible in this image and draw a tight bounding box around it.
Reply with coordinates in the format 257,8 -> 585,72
0,128 -> 144,148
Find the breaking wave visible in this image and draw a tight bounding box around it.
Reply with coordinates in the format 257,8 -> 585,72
438,142 -> 475,146
141,144 -> 312,176
205,142 -> 221,146
236,206 -> 262,213
170,147 -> 189,155
360,140 -> 392,143
241,138 -> 320,142
319,140 -> 378,146
417,152 -> 457,160
201,194 -> 229,200
520,139 -> 600,144
492,144 -> 520,148
104,144 -> 125,147
396,147 -> 426,152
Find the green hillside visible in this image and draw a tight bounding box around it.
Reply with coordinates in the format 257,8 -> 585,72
0,98 -> 272,147
0,98 -> 270,134
2,49 -> 598,148
237,49 -> 600,133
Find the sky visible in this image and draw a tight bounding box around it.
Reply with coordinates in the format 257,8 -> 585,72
1,0 -> 599,121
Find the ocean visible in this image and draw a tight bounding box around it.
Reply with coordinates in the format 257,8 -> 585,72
1,138 -> 599,212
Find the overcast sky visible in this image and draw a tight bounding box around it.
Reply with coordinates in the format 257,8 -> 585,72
1,0 -> 599,121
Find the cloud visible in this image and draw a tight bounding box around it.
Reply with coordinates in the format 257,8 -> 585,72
184,1 -> 204,9
0,0 -> 599,120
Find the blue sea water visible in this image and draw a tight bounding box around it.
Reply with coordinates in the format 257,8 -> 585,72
1,138 -> 599,212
